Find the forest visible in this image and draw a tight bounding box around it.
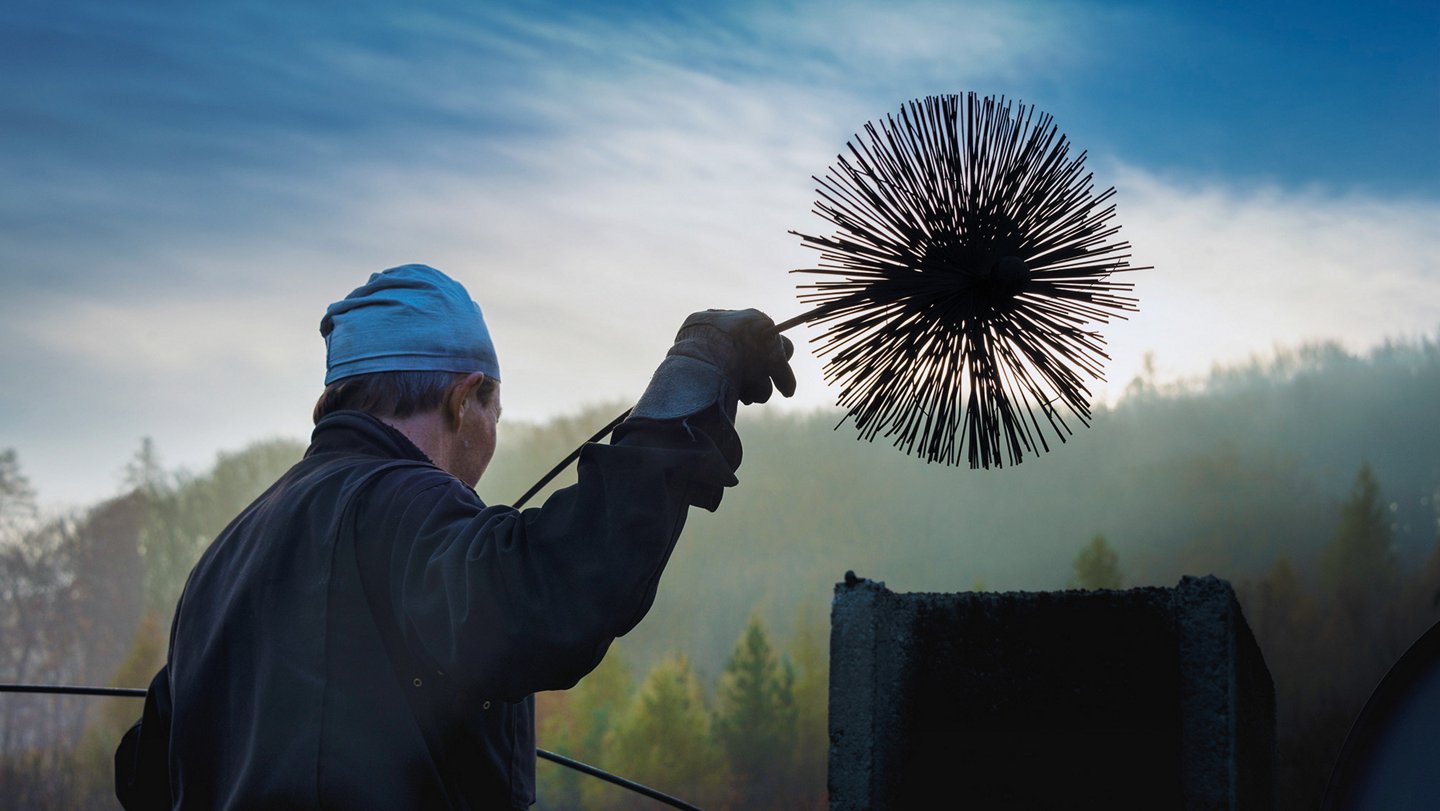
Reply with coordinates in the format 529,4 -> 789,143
2,332 -> 1438,810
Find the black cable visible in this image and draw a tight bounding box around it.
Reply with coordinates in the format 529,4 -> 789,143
513,408 -> 631,508
537,748 -> 703,810
0,683 -> 144,698
0,683 -> 703,811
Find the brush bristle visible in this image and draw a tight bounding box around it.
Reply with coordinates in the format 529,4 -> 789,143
790,93 -> 1144,469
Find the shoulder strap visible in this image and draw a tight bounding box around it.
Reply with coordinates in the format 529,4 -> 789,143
335,460 -> 470,810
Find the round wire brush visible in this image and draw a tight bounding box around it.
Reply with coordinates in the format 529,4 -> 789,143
515,92 -> 1142,507
789,92 -> 1142,469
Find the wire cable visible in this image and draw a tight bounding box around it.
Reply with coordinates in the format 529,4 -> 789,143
0,682 -> 703,811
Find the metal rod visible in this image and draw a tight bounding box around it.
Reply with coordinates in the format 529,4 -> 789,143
537,748 -> 703,810
512,302 -> 831,509
0,683 -> 145,698
513,408 -> 632,509
0,682 -> 703,810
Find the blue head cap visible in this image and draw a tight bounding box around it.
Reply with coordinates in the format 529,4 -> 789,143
320,264 -> 500,385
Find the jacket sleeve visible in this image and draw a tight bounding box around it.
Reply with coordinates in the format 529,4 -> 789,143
114,666 -> 174,810
357,405 -> 740,702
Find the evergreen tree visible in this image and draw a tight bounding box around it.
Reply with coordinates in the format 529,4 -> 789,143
1320,464 -> 1397,620
126,438 -> 192,616
123,437 -> 165,496
713,616 -> 799,810
132,437 -> 304,616
536,648 -> 635,810
1070,534 -> 1123,590
0,448 -> 37,543
603,654 -> 728,810
1243,556 -> 1321,735
787,608 -> 830,810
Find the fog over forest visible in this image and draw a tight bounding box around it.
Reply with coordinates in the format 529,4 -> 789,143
3,331 -> 1437,808
6,332 -> 1437,682
476,333 -> 1440,678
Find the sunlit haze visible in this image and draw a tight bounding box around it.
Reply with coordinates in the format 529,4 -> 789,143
3,0 -> 1437,512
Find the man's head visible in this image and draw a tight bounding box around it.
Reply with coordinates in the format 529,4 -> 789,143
316,265 -> 503,486
312,370 -> 499,425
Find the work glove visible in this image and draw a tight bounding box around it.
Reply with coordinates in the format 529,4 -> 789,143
630,308 -> 796,421
669,309 -> 796,404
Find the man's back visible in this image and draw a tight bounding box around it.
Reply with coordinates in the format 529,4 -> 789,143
168,412 -> 499,808
116,264 -> 794,810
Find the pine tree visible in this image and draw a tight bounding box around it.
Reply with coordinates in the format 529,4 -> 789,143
123,437 -> 165,496
787,608 -> 830,810
1320,463 -> 1397,620
1071,534 -> 1123,590
0,448 -> 37,544
131,437 -> 304,616
603,654 -> 728,810
713,616 -> 799,810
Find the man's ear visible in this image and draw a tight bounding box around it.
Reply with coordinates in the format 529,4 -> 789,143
445,372 -> 488,429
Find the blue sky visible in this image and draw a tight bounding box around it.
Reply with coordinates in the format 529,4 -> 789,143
2,0 -> 1437,510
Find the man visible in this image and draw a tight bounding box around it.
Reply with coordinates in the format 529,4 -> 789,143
116,263 -> 795,809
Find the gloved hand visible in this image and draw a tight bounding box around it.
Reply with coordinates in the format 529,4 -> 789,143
666,309 -> 796,405
628,308 -> 796,422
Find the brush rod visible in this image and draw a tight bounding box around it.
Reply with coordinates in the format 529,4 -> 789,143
511,304 -> 830,508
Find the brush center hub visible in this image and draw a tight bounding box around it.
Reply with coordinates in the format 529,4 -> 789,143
985,255 -> 1030,299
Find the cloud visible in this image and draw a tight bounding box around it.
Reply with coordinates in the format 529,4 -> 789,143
4,0 -> 1437,511
1095,164 -> 1440,399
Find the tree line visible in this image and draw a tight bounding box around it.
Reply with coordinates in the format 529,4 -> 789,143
1075,460 -> 1440,810
531,611 -> 828,810
1,331 -> 1437,808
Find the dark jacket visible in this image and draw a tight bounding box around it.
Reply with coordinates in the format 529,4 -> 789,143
116,408 -> 739,809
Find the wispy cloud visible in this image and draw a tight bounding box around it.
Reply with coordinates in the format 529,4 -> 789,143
3,0 -> 1436,510
1098,164 -> 1440,397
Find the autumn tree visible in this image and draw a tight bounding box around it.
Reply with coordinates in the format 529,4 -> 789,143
66,493 -> 149,807
536,648 -> 636,809
0,452 -> 69,754
0,452 -> 87,805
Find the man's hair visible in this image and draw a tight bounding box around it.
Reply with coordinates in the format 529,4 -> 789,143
313,370 -> 497,425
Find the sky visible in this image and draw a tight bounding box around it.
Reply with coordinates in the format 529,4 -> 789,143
2,0 -> 1437,512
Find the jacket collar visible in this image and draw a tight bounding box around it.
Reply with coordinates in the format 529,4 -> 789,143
305,410 -> 435,465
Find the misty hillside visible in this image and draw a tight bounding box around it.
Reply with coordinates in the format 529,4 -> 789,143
5,333 -> 1436,810
477,335 -> 1440,678
33,334 -> 1430,684
5,331 -> 1434,811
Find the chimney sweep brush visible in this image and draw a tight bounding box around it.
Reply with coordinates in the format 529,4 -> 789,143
788,92 -> 1142,468
515,92 -> 1144,507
